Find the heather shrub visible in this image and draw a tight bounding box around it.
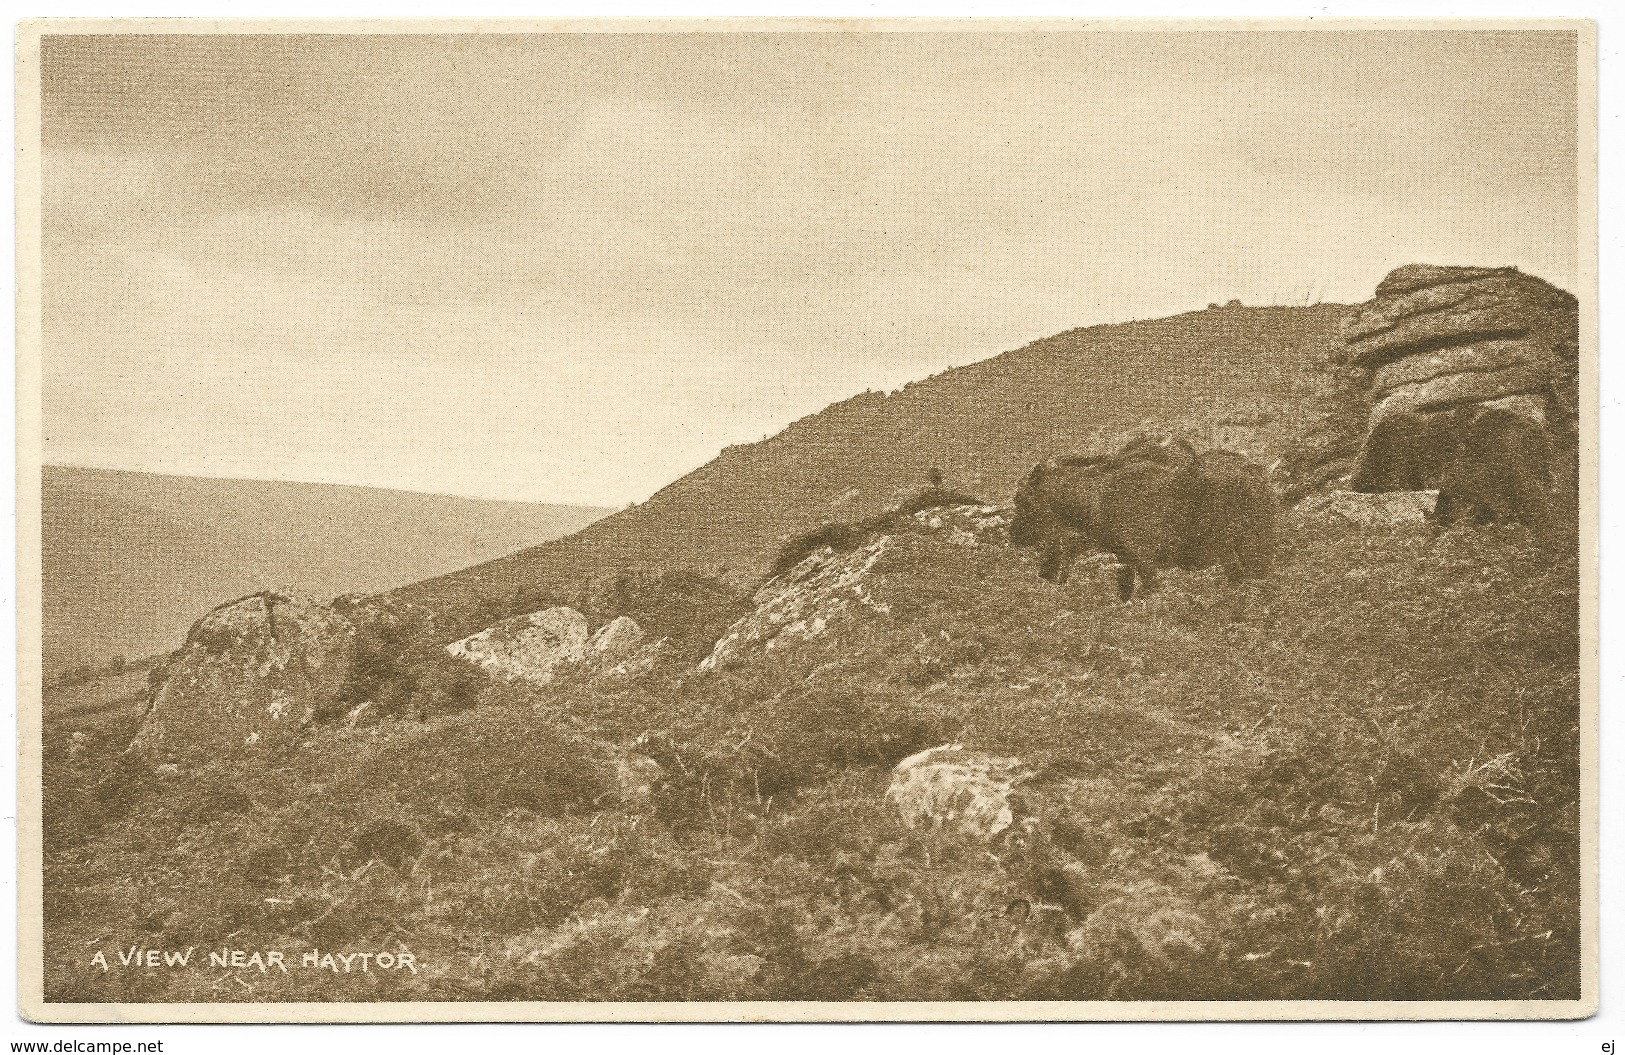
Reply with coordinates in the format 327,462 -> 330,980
40,491 -> 1580,1003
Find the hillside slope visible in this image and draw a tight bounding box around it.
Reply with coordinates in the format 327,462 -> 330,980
398,303 -> 1347,632
40,299 -> 1580,1005
42,495 -> 1579,1003
41,467 -> 609,677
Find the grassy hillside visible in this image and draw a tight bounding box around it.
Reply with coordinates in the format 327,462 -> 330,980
41,497 -> 1579,1003
397,303 -> 1347,635
38,301 -> 1579,1004
41,467 -> 609,678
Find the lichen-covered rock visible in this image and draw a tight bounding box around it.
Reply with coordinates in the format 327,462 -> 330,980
703,504 -> 1009,672
909,504 -> 1011,546
131,591 -> 358,757
605,636 -> 672,680
445,606 -> 588,685
700,537 -> 894,672
886,744 -> 1037,840
590,615 -> 645,659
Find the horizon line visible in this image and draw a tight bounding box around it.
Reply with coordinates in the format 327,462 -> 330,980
42,461 -> 621,511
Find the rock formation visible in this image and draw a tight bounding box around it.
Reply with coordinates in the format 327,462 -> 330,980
131,591 -> 358,757
1293,264 -> 1576,521
445,606 -> 590,684
1295,489 -> 1436,527
589,615 -> 645,659
701,537 -> 894,672
1346,265 -> 1576,434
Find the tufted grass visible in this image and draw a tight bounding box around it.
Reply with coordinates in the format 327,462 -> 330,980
41,493 -> 1580,1004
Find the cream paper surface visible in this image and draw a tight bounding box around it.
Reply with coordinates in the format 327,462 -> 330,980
14,17 -> 1598,1023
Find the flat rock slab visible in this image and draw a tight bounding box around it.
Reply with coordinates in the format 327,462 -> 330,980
1296,489 -> 1437,526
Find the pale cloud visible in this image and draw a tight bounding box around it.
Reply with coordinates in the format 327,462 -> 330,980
39,30 -> 1580,505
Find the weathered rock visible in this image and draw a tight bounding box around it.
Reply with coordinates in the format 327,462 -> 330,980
605,637 -> 672,680
1478,392 -> 1550,427
1370,337 -> 1546,396
1347,301 -> 1537,369
701,504 -> 1008,672
1370,362 -> 1551,426
886,744 -> 1037,840
1321,265 -> 1576,521
590,615 -> 645,659
131,591 -> 358,756
1346,271 -> 1527,341
1296,489 -> 1436,526
1343,265 -> 1576,388
910,503 -> 1011,546
446,606 -> 589,685
1371,263 -> 1509,299
701,537 -> 893,672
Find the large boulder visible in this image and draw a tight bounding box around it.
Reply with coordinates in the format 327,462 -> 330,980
1342,265 -> 1577,434
131,591 -> 358,757
1327,266 -> 1575,522
700,537 -> 894,672
445,606 -> 589,684
702,502 -> 1010,672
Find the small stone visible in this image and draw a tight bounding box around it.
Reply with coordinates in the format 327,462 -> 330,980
886,744 -> 1037,841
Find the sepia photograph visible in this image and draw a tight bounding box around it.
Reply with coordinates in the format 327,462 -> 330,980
13,18 -> 1597,1024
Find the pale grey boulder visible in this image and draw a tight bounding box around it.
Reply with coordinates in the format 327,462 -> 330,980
132,591 -> 358,756
445,606 -> 589,685
1295,489 -> 1437,527
886,744 -> 1037,841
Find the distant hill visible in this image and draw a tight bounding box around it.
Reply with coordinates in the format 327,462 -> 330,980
40,467 -> 609,677
397,303 -> 1349,634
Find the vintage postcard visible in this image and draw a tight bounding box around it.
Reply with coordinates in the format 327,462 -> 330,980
14,18 -> 1598,1023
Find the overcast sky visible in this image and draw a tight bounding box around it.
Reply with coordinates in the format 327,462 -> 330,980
39,29 -> 1580,506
